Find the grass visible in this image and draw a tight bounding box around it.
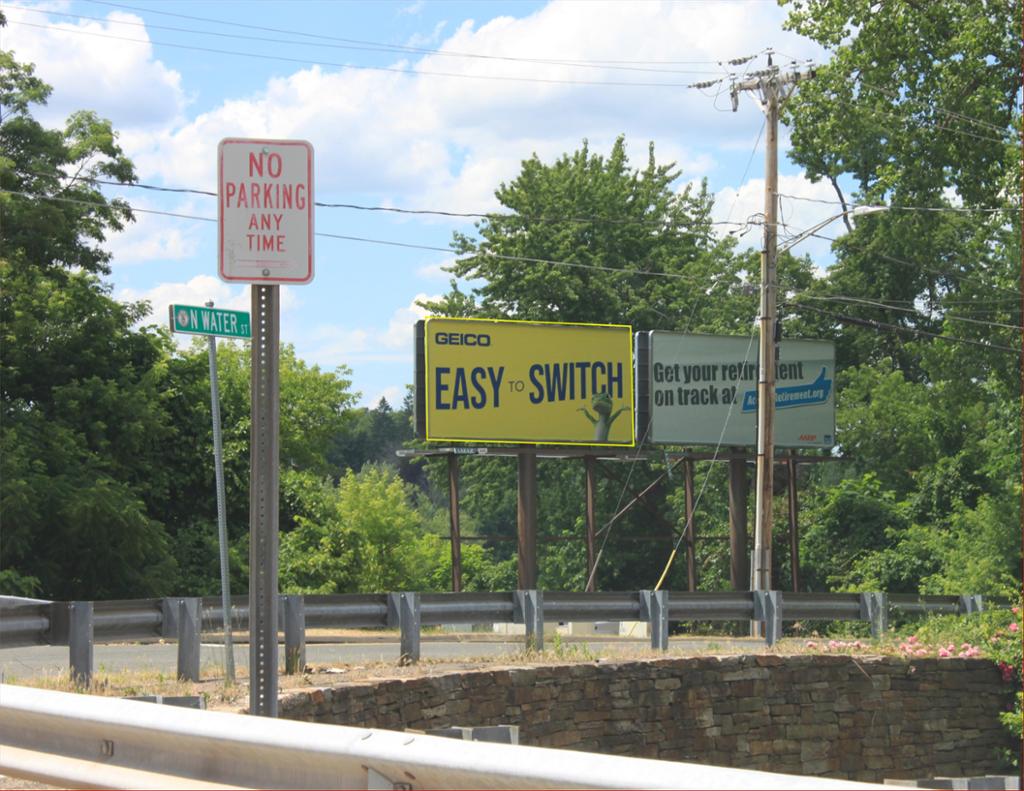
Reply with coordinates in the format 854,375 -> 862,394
8,624 -> 1008,714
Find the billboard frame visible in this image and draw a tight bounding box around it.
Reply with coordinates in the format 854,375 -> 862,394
415,316 -> 636,448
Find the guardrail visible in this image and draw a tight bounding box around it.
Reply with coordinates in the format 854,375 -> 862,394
0,590 -> 999,685
0,683 -> 907,789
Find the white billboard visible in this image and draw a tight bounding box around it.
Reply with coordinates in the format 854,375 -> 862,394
218,138 -> 315,284
638,332 -> 836,448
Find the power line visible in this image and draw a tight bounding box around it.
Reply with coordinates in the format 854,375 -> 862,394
788,95 -> 1013,147
788,302 -> 1019,353
81,0 -> 761,68
7,20 -> 707,89
778,193 -> 1019,214
808,231 -> 1023,299
8,4 -> 727,77
772,58 -> 1016,139
857,79 -> 1017,137
33,169 -> 1015,232
7,185 -> 1015,303
767,56 -> 1015,144
819,294 -> 1020,307
855,102 -> 1012,146
791,294 -> 1022,332
23,171 -> 746,231
0,187 -> 215,223
0,187 -> 721,284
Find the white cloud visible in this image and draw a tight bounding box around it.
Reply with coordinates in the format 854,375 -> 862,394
307,295 -> 437,365
398,1 -> 426,17
106,199 -> 207,268
407,20 -> 448,49
4,6 -> 187,131
417,258 -> 455,280
119,274 -> 249,313
8,1 -> 823,207
361,385 -> 406,409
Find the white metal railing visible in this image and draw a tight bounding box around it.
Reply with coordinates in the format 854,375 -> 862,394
0,684 -> 908,790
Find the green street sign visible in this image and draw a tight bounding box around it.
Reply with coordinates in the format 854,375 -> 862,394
169,304 -> 251,339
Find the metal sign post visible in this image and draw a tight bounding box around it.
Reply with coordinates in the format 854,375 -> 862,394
249,284 -> 280,716
218,137 -> 314,716
207,324 -> 236,684
170,302 -> 252,684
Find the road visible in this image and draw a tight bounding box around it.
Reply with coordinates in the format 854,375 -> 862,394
0,640 -> 518,679
0,635 -> 765,680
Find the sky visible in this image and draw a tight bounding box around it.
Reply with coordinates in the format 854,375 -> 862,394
3,0 -> 855,407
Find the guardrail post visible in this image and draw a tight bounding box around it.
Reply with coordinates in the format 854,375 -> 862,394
860,592 -> 888,638
641,590 -> 669,651
753,591 -> 782,647
161,597 -> 178,638
388,592 -> 420,664
514,590 -> 543,651
283,595 -> 306,674
177,598 -> 201,682
69,601 -> 93,687
958,594 -> 984,615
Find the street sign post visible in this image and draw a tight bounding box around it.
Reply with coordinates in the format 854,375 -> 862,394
217,137 -> 315,717
218,138 -> 314,285
168,302 -> 251,683
169,304 -> 252,339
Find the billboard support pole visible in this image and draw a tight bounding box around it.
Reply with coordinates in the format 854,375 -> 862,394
584,456 -> 597,592
683,458 -> 697,592
447,454 -> 462,593
728,450 -> 750,591
516,451 -> 538,590
787,450 -> 801,592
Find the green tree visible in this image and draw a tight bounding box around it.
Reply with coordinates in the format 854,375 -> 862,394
280,464 -> 513,593
779,0 -> 1021,595
423,136 -> 757,332
781,0 -> 1020,371
160,341 -> 357,593
0,44 -> 177,598
328,394 -> 421,485
784,0 -> 1019,209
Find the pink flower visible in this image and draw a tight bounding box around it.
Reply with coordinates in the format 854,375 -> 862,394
1011,606 -> 1019,615
853,640 -> 864,649
898,643 -> 911,653
961,643 -> 972,650
966,647 -> 981,657
907,635 -> 918,644
999,661 -> 1014,682
938,648 -> 952,658
806,641 -> 818,648
915,648 -> 928,656
1009,623 -> 1018,633
828,640 -> 839,650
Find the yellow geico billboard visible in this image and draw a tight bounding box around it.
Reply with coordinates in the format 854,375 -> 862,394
417,317 -> 635,446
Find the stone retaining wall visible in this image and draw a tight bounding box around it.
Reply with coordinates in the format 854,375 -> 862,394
279,655 -> 1016,782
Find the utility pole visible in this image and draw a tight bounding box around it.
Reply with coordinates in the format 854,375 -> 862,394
730,56 -> 813,601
